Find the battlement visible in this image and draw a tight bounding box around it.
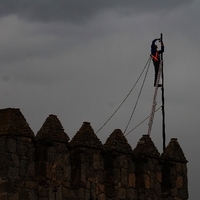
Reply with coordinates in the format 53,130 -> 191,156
0,108 -> 188,200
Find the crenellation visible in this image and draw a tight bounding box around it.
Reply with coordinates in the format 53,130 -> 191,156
69,122 -> 105,200
161,138 -> 188,200
0,108 -> 188,199
103,129 -> 137,200
133,135 -> 163,199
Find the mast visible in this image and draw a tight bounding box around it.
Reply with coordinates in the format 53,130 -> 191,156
147,33 -> 166,151
161,33 -> 166,151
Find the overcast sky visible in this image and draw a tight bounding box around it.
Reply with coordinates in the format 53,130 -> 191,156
0,1 -> 199,198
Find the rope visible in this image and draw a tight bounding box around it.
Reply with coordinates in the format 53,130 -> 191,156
124,57 -> 151,134
96,56 -> 152,134
147,60 -> 163,135
124,106 -> 162,137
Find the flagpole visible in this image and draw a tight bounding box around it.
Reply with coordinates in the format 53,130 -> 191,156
160,33 -> 166,151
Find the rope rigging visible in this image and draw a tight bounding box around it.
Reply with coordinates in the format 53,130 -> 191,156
96,56 -> 151,135
123,57 -> 151,134
124,106 -> 162,137
96,33 -> 166,148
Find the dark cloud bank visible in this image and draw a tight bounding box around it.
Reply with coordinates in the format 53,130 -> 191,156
0,0 -> 193,23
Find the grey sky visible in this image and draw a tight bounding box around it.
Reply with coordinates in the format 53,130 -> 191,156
0,1 -> 193,22
0,1 -> 199,199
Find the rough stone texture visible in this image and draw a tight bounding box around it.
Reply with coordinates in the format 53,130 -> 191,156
70,122 -> 102,148
0,108 -> 188,200
36,114 -> 69,142
161,138 -> 188,200
132,135 -> 163,199
161,138 -> 187,162
103,130 -> 136,200
133,134 -> 160,157
104,129 -> 133,154
70,122 -> 104,200
0,134 -> 36,197
0,108 -> 34,137
35,115 -> 71,200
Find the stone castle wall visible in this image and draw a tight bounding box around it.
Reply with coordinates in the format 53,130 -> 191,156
0,108 -> 188,200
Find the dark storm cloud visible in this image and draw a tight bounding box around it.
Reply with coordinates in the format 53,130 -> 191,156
0,0 -> 194,23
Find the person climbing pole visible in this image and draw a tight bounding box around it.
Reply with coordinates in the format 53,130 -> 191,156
151,38 -> 164,87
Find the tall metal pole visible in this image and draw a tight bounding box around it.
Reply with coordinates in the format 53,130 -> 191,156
160,33 -> 166,151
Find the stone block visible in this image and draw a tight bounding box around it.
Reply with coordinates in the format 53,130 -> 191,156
47,147 -> 56,163
67,189 -> 77,199
38,186 -> 48,198
19,190 -> 29,199
117,188 -> 126,199
25,181 -> 37,189
98,193 -> 106,200
0,193 -> 8,200
126,188 -> 137,200
0,140 -> 6,154
46,163 -> 56,179
8,167 -> 19,180
119,155 -> 128,169
178,188 -> 189,199
96,182 -> 105,193
28,190 -> 37,200
174,198 -> 182,200
63,165 -> 71,181
121,168 -> 127,185
6,139 -> 16,153
16,143 -> 28,157
19,159 -> 28,177
170,188 -> 178,197
144,174 -> 151,189
156,172 -> 162,183
77,187 -> 85,199
0,181 -> 9,193
93,153 -> 101,169
176,175 -> 183,189
11,154 -> 19,167
129,173 -> 136,188
113,168 -> 120,181
63,181 -> 70,188
176,163 -> 183,174
27,162 -> 35,178
8,193 -> 19,200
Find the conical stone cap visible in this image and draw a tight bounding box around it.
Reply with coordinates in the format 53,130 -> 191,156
133,135 -> 160,157
0,108 -> 34,137
36,114 -> 69,142
161,138 -> 187,162
70,122 -> 102,148
104,129 -> 132,153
